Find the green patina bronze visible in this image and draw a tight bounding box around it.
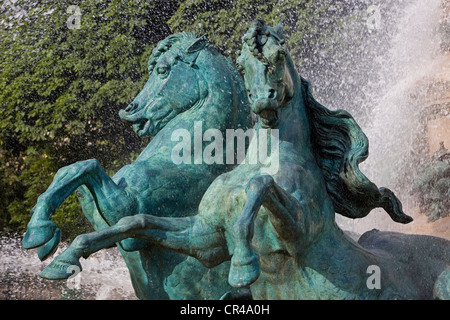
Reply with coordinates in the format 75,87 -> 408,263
22,33 -> 252,300
23,21 -> 449,300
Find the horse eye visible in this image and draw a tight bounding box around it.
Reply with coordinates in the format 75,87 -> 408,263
157,65 -> 170,78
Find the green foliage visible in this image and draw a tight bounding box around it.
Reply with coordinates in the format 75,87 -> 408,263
168,0 -> 388,121
169,0 -> 278,59
169,1 -> 358,65
0,1 -> 155,155
0,0 -> 179,239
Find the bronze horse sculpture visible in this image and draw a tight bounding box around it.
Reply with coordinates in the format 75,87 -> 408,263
22,33 -> 253,299
25,21 -> 449,300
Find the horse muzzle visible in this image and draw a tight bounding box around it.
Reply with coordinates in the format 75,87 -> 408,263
119,103 -> 146,123
119,100 -> 156,137
252,99 -> 280,128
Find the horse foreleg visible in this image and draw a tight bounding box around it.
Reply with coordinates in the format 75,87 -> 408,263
229,174 -> 304,288
40,214 -> 229,280
22,159 -> 138,253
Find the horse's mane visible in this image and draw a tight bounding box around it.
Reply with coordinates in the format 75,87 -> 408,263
301,77 -> 385,219
147,32 -> 199,73
148,32 -> 242,92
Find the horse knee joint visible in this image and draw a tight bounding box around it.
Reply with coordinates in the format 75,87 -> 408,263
247,175 -> 274,193
117,214 -> 147,230
83,159 -> 101,171
134,214 -> 148,229
73,235 -> 90,251
69,159 -> 100,175
117,215 -> 135,228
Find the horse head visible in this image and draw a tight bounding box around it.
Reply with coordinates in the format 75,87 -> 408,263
236,19 -> 296,129
237,20 -> 413,225
119,33 -> 210,137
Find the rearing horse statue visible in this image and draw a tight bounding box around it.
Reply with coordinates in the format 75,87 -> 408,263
22,33 -> 252,299
32,21 -> 449,299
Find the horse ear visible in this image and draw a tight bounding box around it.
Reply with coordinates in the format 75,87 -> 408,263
273,22 -> 284,38
186,34 -> 208,54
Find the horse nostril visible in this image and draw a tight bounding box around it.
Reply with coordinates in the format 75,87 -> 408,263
125,103 -> 136,112
268,89 -> 276,99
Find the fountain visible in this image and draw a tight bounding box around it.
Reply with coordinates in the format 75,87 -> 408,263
0,234 -> 136,299
335,0 -> 450,239
2,0 -> 449,300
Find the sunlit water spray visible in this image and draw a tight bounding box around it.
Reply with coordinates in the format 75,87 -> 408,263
335,0 -> 448,236
0,235 -> 136,300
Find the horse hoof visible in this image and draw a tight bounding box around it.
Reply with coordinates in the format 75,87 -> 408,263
40,257 -> 82,280
22,220 -> 57,249
228,252 -> 260,288
37,228 -> 61,261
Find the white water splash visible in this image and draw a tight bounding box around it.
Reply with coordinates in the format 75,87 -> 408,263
336,0 -> 445,236
0,235 -> 136,300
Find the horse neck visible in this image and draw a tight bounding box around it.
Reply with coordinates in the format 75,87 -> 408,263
188,48 -> 248,130
137,49 -> 249,163
274,58 -> 312,156
245,61 -> 313,167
